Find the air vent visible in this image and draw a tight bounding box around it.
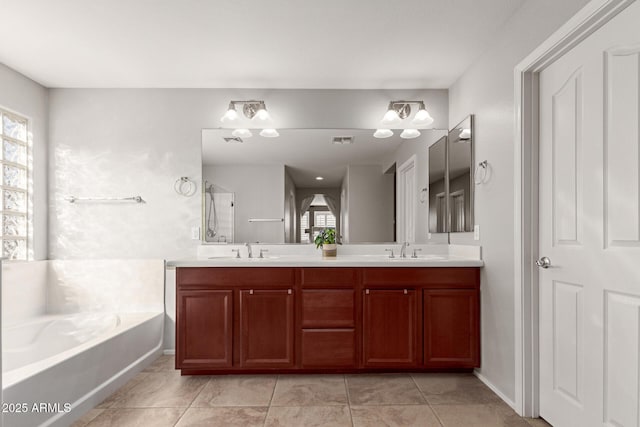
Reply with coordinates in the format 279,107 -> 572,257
223,137 -> 243,143
332,136 -> 354,145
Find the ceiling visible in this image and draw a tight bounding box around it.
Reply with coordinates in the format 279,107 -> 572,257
202,128 -> 444,188
0,0 -> 525,89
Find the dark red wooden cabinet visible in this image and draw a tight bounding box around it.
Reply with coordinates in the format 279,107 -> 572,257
176,289 -> 233,368
363,289 -> 419,367
239,289 -> 294,367
176,266 -> 480,374
423,289 -> 479,368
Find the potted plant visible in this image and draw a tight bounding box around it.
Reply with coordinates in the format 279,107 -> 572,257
314,228 -> 338,257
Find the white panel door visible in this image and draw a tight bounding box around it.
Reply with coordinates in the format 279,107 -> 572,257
538,2 -> 640,426
398,156 -> 416,243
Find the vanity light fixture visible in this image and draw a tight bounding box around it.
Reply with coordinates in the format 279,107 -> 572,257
377,100 -> 434,131
373,129 -> 394,139
221,100 -> 278,137
400,129 -> 421,139
232,128 -> 252,138
221,100 -> 271,122
260,129 -> 280,138
459,128 -> 471,140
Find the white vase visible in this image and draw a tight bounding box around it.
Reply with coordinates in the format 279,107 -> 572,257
322,243 -> 337,257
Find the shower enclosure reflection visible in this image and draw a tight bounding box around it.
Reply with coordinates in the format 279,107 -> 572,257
204,181 -> 234,243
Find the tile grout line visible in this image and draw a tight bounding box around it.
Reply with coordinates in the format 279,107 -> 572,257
171,407 -> 189,427
262,374 -> 280,426
344,375 -> 355,427
409,373 -> 446,427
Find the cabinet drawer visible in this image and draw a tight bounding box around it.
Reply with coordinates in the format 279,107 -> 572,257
301,268 -> 357,287
302,290 -> 355,328
301,329 -> 355,367
362,267 -> 479,287
177,267 -> 295,287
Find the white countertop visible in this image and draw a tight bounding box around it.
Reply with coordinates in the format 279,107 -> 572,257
168,244 -> 483,268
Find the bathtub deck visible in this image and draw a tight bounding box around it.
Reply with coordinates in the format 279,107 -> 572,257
72,355 -> 550,427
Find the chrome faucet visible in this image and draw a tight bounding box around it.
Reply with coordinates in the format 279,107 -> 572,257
400,242 -> 410,258
246,243 -> 253,258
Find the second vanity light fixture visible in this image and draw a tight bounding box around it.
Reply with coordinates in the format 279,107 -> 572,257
373,100 -> 434,139
220,100 -> 279,138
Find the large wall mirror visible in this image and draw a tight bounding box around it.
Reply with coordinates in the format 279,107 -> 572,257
201,128 -> 446,244
427,115 -> 474,233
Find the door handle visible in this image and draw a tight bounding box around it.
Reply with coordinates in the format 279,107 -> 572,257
536,256 -> 551,268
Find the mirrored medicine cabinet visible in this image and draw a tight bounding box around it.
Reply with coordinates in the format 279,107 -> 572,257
428,114 -> 474,234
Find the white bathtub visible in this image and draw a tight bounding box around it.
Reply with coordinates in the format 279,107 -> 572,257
2,259 -> 165,427
2,312 -> 163,427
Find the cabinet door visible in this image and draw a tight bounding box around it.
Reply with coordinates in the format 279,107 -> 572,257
363,289 -> 418,367
176,289 -> 233,368
239,289 -> 294,368
423,289 -> 479,368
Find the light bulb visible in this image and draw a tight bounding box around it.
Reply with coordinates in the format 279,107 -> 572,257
253,108 -> 272,123
373,129 -> 394,139
400,129 -> 421,139
259,128 -> 279,138
381,109 -> 401,125
411,107 -> 434,126
232,128 -> 252,138
220,106 -> 239,123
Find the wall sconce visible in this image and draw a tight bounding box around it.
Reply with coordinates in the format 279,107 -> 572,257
374,100 -> 434,139
220,100 -> 279,138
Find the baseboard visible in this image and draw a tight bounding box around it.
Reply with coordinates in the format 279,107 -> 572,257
474,370 -> 518,412
163,349 -> 175,355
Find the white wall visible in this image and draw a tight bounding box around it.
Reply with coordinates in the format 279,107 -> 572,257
344,165 -> 394,242
203,164 -> 285,243
0,63 -> 48,260
48,88 -> 447,259
447,0 -> 591,404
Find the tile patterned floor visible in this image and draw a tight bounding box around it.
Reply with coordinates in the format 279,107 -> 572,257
71,356 -> 552,427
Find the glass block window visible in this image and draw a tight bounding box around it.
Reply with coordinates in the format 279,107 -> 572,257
0,108 -> 29,260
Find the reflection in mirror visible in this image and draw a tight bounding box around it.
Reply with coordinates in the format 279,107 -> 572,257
428,136 -> 447,233
448,115 -> 474,232
201,128 -> 446,244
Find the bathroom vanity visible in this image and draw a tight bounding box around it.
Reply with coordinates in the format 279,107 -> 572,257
173,254 -> 481,375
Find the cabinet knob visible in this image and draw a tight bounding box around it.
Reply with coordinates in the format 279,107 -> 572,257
404,289 -> 408,295
365,289 -> 370,295
249,289 -> 254,295
288,289 -> 292,295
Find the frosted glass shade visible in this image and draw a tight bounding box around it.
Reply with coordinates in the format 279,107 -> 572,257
381,109 -> 401,125
232,128 -> 252,138
373,129 -> 394,139
411,108 -> 434,126
220,108 -> 239,123
459,128 -> 471,139
259,128 -> 279,138
400,129 -> 421,139
253,108 -> 272,123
